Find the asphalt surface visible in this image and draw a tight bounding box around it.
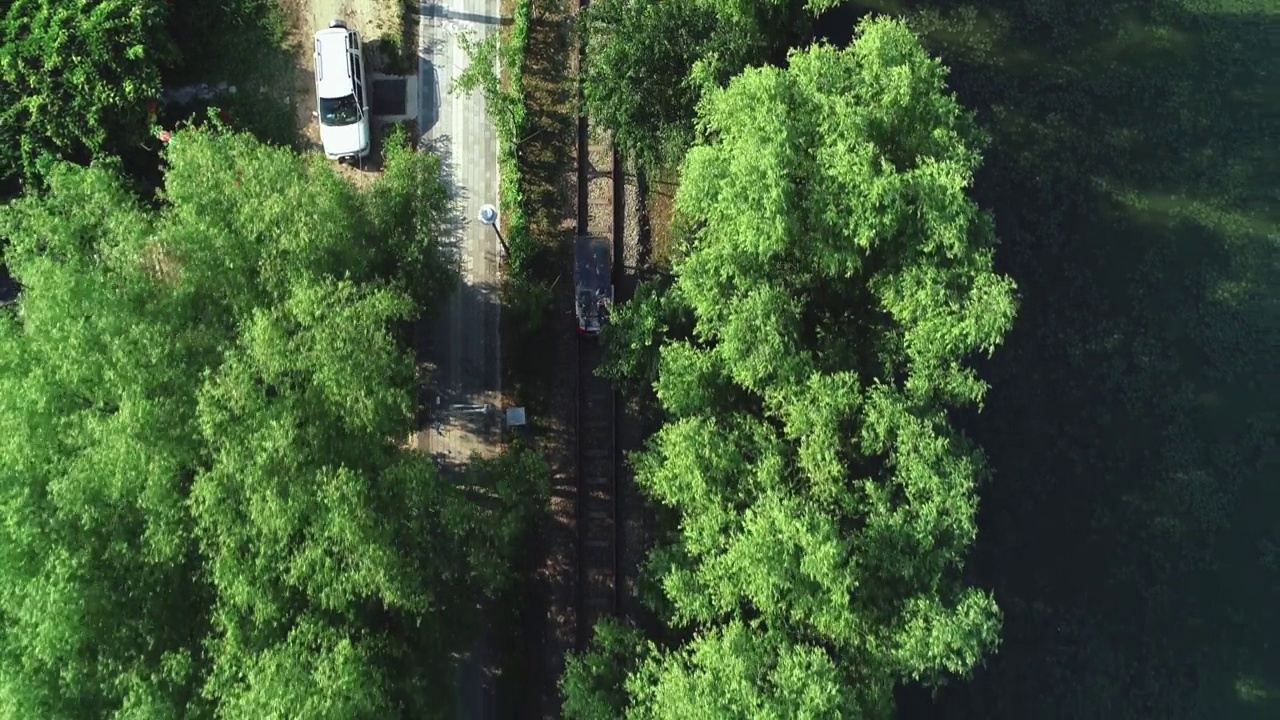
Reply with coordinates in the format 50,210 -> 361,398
417,1 -> 504,717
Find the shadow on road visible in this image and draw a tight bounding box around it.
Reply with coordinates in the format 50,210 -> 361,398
415,277 -> 503,424
420,133 -> 471,257
420,61 -> 441,132
420,3 -> 512,26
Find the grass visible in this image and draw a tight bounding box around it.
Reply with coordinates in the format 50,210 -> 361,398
815,1 -> 1280,718
642,168 -> 679,271
164,0 -> 291,89
373,0 -> 419,75
494,0 -> 579,714
161,0 -> 300,148
501,0 -> 577,412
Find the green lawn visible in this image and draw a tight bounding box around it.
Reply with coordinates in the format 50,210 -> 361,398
829,0 -> 1278,717
161,0 -> 301,149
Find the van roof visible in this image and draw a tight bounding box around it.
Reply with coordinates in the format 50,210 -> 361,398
314,27 -> 356,99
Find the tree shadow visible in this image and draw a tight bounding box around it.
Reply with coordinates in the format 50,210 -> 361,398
164,0 -> 293,87
162,0 -> 306,145
415,278 -> 504,429
499,0 -> 583,712
0,263 -> 16,306
821,1 -> 1280,718
502,0 -> 579,415
420,61 -> 442,132
365,35 -> 418,77
421,34 -> 448,58
633,169 -> 654,271
421,133 -> 473,258
519,0 -> 577,244
420,2 -> 513,27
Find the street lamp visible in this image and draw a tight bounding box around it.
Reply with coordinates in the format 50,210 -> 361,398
478,204 -> 509,256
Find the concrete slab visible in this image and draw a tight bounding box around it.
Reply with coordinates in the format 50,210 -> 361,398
371,72 -> 419,122
414,0 -> 503,461
372,77 -> 407,115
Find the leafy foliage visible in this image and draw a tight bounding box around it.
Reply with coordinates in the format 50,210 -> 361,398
163,0 -> 287,85
453,5 -> 553,326
0,0 -> 175,189
824,0 -> 1279,717
209,617 -> 393,720
627,623 -> 868,719
597,278 -> 689,392
454,31 -> 525,145
561,621 -> 652,720
580,0 -> 811,170
0,0 -> 299,194
0,130 -> 542,717
576,17 -> 1016,718
580,0 -> 746,169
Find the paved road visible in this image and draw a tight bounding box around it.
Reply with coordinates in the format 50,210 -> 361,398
416,2 -> 505,718
416,0 -> 504,463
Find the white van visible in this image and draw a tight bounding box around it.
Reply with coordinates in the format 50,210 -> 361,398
313,20 -> 371,162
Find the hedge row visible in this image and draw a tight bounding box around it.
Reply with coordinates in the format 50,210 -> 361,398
497,0 -> 535,279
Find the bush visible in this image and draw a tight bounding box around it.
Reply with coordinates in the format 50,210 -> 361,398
453,0 -> 547,326
0,0 -> 174,189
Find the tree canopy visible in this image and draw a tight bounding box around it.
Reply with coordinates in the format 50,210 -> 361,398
0,128 -> 543,717
564,16 -> 1017,718
0,0 -> 174,189
579,0 -> 813,170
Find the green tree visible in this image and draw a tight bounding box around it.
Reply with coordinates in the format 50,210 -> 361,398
597,278 -> 690,393
575,16 -> 1017,718
580,0 -> 745,169
209,617 -> 393,720
0,159 -> 210,718
562,621 -> 652,720
452,31 -> 524,143
0,0 -> 175,188
580,0 -> 821,171
0,128 -> 539,718
627,623 -> 868,720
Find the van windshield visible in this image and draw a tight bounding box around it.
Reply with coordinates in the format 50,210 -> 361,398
319,94 -> 359,126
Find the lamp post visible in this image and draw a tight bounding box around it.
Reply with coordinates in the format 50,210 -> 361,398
478,204 -> 509,256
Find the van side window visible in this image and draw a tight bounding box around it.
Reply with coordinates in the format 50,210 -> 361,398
352,54 -> 365,107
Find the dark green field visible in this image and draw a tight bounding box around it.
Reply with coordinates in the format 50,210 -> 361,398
820,0 -> 1279,717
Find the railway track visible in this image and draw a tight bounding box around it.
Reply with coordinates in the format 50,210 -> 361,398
574,0 -> 625,648
575,338 -> 619,643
